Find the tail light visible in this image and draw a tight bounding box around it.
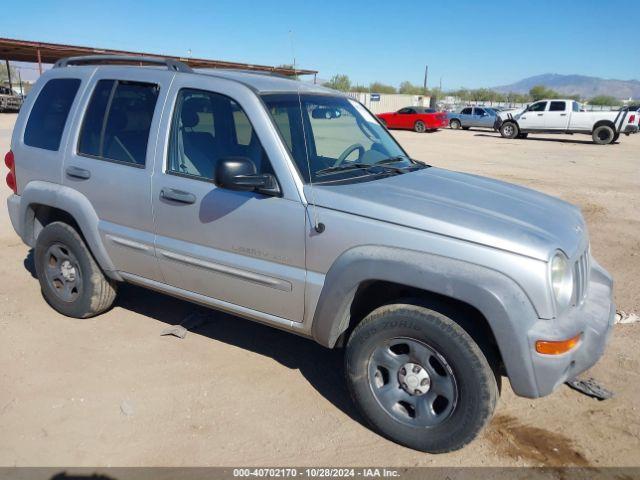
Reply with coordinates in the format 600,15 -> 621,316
629,114 -> 636,124
5,150 -> 16,194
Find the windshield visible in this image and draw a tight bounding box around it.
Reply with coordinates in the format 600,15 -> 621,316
262,93 -> 416,184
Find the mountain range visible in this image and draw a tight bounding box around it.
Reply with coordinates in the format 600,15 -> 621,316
493,74 -> 640,100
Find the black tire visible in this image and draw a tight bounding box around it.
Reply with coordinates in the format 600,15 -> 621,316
345,303 -> 499,453
592,125 -> 615,145
414,121 -> 426,133
35,221 -> 117,318
449,119 -> 461,130
612,133 -> 620,142
500,121 -> 519,139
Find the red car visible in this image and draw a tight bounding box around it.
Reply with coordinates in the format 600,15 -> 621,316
377,107 -> 448,133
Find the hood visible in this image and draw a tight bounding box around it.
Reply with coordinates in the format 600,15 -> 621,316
498,108 -> 526,120
307,167 -> 586,261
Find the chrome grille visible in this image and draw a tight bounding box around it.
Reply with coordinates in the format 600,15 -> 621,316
573,248 -> 590,306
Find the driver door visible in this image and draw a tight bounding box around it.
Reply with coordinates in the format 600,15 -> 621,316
518,101 -> 547,129
151,76 -> 307,322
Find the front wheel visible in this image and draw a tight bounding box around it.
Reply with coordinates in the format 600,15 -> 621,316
449,119 -> 461,130
414,121 -> 426,133
500,121 -> 519,139
345,303 -> 499,453
592,125 -> 615,145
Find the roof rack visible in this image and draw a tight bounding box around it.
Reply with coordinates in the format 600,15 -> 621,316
53,55 -> 193,73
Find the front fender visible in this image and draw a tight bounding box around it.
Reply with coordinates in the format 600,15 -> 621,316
311,245 -> 541,397
17,181 -> 121,281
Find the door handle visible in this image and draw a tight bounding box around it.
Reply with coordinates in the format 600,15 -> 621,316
66,166 -> 91,180
537,113 -> 544,116
160,188 -> 196,204
560,113 -> 567,116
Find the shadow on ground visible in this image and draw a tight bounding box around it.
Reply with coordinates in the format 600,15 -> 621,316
116,283 -> 363,425
473,133 -> 609,145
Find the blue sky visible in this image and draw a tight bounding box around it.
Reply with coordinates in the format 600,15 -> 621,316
3,0 -> 639,88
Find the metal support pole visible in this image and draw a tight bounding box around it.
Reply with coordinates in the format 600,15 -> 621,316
18,69 -> 23,97
5,60 -> 13,91
37,48 -> 43,74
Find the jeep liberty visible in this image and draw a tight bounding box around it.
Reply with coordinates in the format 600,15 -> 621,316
5,56 -> 615,452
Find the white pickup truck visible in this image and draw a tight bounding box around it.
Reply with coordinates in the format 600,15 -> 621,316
496,99 -> 639,144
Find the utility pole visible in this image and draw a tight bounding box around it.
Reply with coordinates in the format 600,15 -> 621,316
423,65 -> 428,95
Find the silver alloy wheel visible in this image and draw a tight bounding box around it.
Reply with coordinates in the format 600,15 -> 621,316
368,337 -> 458,428
44,243 -> 82,303
450,120 -> 460,129
415,121 -> 426,133
503,124 -> 514,137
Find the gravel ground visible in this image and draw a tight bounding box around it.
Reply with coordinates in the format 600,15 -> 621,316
0,113 -> 638,467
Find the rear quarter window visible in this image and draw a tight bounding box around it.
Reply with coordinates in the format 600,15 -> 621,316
24,78 -> 81,151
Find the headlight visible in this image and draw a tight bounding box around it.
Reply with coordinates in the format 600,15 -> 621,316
550,251 -> 573,311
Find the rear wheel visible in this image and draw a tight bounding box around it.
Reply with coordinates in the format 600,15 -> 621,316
35,222 -> 117,318
449,119 -> 461,130
414,121 -> 426,133
592,125 -> 615,145
500,121 -> 519,139
345,303 -> 499,453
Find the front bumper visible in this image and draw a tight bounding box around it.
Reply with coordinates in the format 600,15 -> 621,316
524,259 -> 615,397
623,124 -> 639,135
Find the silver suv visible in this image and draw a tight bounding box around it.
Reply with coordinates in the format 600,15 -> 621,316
5,56 -> 615,453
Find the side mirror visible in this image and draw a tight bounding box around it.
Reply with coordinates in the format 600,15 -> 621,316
215,157 -> 280,196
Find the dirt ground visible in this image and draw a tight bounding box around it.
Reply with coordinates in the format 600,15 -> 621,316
1,113 -> 639,467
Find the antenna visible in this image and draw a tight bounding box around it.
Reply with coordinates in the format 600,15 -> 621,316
289,30 -> 324,233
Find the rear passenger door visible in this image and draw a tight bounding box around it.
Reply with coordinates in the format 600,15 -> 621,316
151,76 -> 306,322
63,68 -> 174,281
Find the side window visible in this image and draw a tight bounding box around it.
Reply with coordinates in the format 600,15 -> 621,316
167,88 -> 273,180
528,101 -> 548,112
461,107 -> 472,115
397,108 -> 412,114
549,101 -> 566,112
78,79 -> 159,166
572,101 -> 581,112
24,78 -> 81,151
474,108 -> 485,115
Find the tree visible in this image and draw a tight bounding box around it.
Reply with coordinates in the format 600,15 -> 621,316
0,63 -> 18,86
350,85 -> 369,93
324,74 -> 351,92
369,82 -> 396,94
398,81 -> 424,95
589,95 -> 621,107
529,85 -> 560,101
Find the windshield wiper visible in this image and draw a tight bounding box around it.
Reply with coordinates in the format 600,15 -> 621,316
374,156 -> 408,165
315,163 -> 375,177
375,156 -> 428,170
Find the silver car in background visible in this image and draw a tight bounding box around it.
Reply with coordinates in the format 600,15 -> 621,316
448,106 -> 499,130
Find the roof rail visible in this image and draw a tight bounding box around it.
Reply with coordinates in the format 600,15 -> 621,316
53,55 -> 193,73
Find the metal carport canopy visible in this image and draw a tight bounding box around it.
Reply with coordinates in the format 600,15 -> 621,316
0,37 -> 317,77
